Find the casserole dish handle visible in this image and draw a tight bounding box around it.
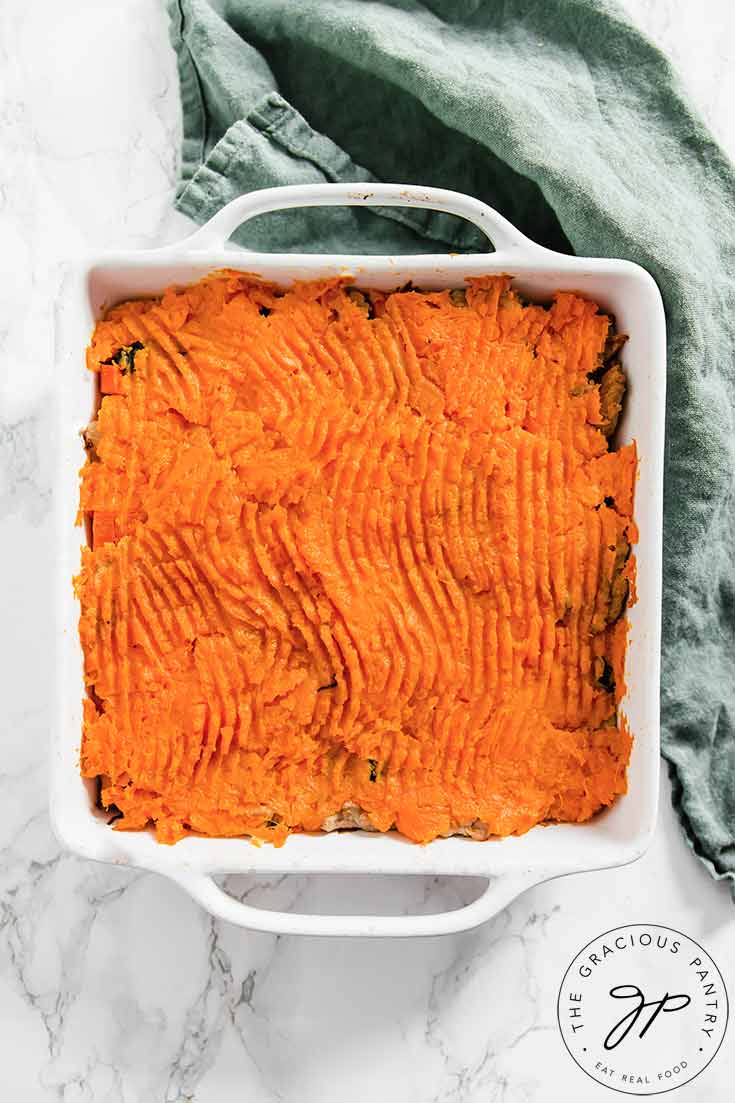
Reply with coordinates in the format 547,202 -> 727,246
184,181 -> 549,256
170,869 -> 548,937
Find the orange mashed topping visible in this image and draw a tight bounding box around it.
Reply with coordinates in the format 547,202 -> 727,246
76,273 -> 636,845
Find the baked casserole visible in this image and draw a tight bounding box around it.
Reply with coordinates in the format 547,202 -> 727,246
76,272 -> 636,845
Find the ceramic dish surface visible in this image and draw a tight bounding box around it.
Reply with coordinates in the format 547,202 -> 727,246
52,184 -> 666,936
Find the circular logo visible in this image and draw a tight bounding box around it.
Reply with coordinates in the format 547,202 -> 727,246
557,924 -> 728,1095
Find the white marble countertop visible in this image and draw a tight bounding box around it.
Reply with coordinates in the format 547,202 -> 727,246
1,1 -> 733,1099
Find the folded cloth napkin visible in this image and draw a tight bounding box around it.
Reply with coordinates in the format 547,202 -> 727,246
168,0 -> 735,894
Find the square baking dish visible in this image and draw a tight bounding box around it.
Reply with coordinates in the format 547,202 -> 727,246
52,184 -> 666,936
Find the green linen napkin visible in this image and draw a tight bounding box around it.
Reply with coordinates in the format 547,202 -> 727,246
168,0 -> 735,895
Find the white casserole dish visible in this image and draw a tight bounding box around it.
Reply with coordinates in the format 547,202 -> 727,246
52,183 -> 666,937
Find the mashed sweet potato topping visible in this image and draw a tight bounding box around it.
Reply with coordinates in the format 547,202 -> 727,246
76,272 -> 636,845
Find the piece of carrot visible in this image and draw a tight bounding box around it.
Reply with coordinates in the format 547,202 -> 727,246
100,363 -> 124,395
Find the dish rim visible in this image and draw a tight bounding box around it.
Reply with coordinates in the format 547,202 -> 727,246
51,183 -> 666,935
